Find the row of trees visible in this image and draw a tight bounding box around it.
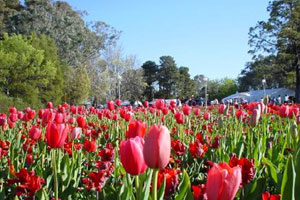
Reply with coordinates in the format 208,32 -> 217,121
141,56 -> 238,101
0,0 -> 148,109
4,0 -> 289,107
239,0 -> 300,102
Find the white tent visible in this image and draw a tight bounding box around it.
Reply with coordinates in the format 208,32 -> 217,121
222,88 -> 294,103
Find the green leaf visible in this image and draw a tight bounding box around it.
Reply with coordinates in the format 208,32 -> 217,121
294,149 -> 300,200
157,176 -> 166,200
262,157 -> 278,183
141,169 -> 153,200
175,170 -> 191,200
281,155 -> 295,200
243,178 -> 266,200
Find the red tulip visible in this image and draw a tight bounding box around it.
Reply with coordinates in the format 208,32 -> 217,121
192,184 -> 207,200
235,109 -> 245,120
174,112 -> 184,124
42,109 -> 53,127
107,101 -> 115,111
29,126 -> 41,141
126,119 -> 147,138
116,99 -> 122,106
171,139 -> 185,156
262,192 -> 281,200
17,111 -> 24,120
119,136 -> 147,175
288,107 -> 299,119
157,168 -> 179,198
229,156 -> 255,185
206,163 -> 241,200
9,106 -> 17,114
77,116 -> 86,128
170,100 -> 176,108
46,122 -> 69,148
47,102 -> 53,109
143,101 -> 149,108
7,167 -> 45,197
27,109 -> 35,120
26,153 -> 33,165
112,114 -> 118,121
9,113 -> 18,123
0,114 -> 6,127
203,112 -> 210,120
162,107 -> 169,115
279,105 -> 289,118
68,117 -> 75,124
84,139 -> 97,152
182,104 -> 191,115
218,104 -> 226,114
193,108 -> 200,116
155,99 -> 165,110
189,140 -> 208,159
143,124 -> 171,169
55,113 -> 64,124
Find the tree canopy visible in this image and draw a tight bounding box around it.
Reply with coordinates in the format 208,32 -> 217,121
242,0 -> 300,102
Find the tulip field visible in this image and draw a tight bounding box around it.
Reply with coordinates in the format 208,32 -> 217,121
1,99 -> 300,200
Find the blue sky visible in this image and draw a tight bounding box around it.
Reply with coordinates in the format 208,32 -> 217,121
64,0 -> 269,80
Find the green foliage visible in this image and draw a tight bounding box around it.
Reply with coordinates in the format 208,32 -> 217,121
208,78 -> 238,100
7,0 -> 119,67
247,0 -> 300,102
0,92 -> 28,113
156,56 -> 180,99
142,56 -> 198,100
177,66 -> 196,98
64,66 -> 91,105
120,68 -> 147,103
0,0 -> 22,36
141,61 -> 158,100
27,32 -> 64,105
0,33 -> 64,107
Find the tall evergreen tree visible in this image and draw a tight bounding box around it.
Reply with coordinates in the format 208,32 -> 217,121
0,34 -> 58,106
248,0 -> 300,102
156,56 -> 179,98
141,61 -> 158,100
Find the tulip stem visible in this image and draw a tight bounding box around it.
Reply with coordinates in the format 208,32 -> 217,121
135,175 -> 140,200
52,149 -> 59,200
152,168 -> 159,200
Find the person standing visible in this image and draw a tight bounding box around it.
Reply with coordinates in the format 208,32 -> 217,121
284,94 -> 289,103
277,95 -> 281,105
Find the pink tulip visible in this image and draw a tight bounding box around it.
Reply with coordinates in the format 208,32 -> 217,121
250,108 -> 261,127
206,163 -> 242,200
29,126 -> 41,141
70,127 -> 82,140
143,124 -> 171,169
120,136 -> 147,175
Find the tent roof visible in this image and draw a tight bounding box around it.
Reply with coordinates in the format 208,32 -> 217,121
222,88 -> 294,102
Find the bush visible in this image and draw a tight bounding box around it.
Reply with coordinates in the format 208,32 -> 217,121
0,92 -> 40,113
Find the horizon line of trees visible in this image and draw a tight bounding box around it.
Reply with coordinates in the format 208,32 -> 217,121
1,0 -> 299,112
